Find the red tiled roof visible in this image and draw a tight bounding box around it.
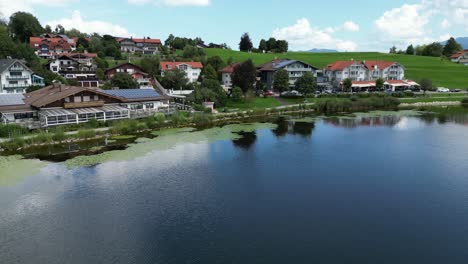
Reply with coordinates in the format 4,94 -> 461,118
160,61 -> 203,71
385,80 -> 408,84
30,37 -> 75,51
220,62 -> 242,73
362,60 -> 396,70
326,61 -> 356,71
450,51 -> 466,59
117,38 -> 161,44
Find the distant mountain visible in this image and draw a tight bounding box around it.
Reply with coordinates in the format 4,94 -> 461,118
306,48 -> 338,53
441,37 -> 468,49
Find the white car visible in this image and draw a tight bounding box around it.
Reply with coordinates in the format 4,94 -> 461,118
437,87 -> 450,93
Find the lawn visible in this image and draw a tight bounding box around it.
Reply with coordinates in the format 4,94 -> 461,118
399,96 -> 467,104
225,97 -> 281,110
205,49 -> 468,89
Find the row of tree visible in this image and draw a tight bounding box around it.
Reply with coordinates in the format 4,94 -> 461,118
239,33 -> 289,53
391,37 -> 463,58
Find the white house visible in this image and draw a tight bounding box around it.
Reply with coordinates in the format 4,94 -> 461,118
220,62 -> 242,88
117,38 -> 162,55
257,59 -> 318,90
160,62 -> 203,84
0,59 -> 35,94
325,60 -> 405,87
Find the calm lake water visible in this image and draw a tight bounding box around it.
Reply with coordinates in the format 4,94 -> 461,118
1,110 -> 468,264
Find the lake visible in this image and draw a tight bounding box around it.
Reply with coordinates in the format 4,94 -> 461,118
1,110 -> 468,264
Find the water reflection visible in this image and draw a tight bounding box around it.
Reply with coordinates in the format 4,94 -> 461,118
232,132 -> 257,150
272,117 -> 315,138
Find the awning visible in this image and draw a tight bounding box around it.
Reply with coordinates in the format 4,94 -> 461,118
101,105 -> 129,112
40,108 -> 76,117
71,108 -> 104,115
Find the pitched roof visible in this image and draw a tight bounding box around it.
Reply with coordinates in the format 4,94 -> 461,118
326,61 -> 357,71
220,62 -> 242,73
116,38 -> 161,44
105,62 -> 147,74
450,51 -> 466,59
258,59 -> 318,71
362,60 -> 396,70
24,85 -> 122,108
160,61 -> 204,71
29,37 -> 75,51
57,52 -> 98,58
0,59 -> 31,74
102,89 -> 166,102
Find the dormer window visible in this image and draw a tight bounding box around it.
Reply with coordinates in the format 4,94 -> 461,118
167,64 -> 172,70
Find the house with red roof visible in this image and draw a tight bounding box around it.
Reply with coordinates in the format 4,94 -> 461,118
160,61 -> 203,84
324,60 -> 405,88
220,62 -> 242,88
450,51 -> 468,65
30,35 -> 76,59
105,63 -> 152,89
116,37 -> 162,55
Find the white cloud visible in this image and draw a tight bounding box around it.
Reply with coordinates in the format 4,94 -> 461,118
440,18 -> 451,29
46,10 -> 131,36
272,18 -> 358,51
128,0 -> 210,6
375,4 -> 429,43
0,0 -> 72,17
342,21 -> 360,32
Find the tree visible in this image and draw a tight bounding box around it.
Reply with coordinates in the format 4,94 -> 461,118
294,72 -> 316,95
110,73 -> 139,89
44,25 -> 52,33
239,33 -> 253,52
266,37 -> 277,51
161,69 -> 189,90
342,78 -> 353,92
231,59 -> 257,93
422,43 -> 443,57
206,56 -> 225,71
276,40 -> 289,53
165,34 -> 175,47
8,12 -> 44,43
76,37 -> 90,50
202,79 -> 227,107
389,46 -> 397,54
259,39 -> 267,52
273,69 -> 290,92
0,24 -> 17,58
231,87 -> 244,101
443,37 -> 463,57
406,44 -> 415,55
203,64 -> 218,81
376,78 -> 384,90
140,56 -> 160,78
96,68 -> 105,80
54,24 -> 65,34
94,56 -> 109,70
420,78 -> 433,93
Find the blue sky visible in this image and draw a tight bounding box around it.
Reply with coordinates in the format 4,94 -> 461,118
0,0 -> 465,51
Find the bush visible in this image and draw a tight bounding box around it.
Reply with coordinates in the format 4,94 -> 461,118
76,129 -> 97,139
171,112 -> 187,127
192,112 -> 213,127
0,124 -> 28,138
52,127 -> 67,142
462,98 -> 468,106
31,131 -> 53,144
2,136 -> 26,151
231,87 -> 244,102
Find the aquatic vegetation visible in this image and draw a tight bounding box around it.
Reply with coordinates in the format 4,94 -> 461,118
0,155 -> 45,186
110,135 -> 137,140
64,123 -> 277,168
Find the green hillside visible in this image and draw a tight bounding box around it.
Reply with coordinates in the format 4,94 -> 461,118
205,49 -> 468,88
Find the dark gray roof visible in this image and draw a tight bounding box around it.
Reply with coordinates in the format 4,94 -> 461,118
103,89 -> 162,99
0,94 -> 26,106
0,59 -> 17,73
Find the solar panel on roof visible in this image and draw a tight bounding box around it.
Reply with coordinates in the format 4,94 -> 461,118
273,60 -> 295,69
0,94 -> 25,106
103,89 -> 161,99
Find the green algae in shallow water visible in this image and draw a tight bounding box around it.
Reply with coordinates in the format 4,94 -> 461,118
110,135 -> 137,140
0,156 -> 45,186
64,123 -> 277,168
344,110 -> 426,119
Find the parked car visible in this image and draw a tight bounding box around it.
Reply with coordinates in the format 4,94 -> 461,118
437,87 -> 450,93
452,89 -> 462,93
281,90 -> 303,98
263,91 -> 275,97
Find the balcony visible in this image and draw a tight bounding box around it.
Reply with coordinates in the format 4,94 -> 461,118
6,75 -> 29,80
2,84 -> 29,89
9,66 -> 24,71
64,100 -> 105,109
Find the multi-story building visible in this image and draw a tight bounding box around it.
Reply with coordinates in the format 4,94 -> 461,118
0,59 -> 44,94
220,62 -> 242,88
105,63 -> 152,89
257,59 -> 318,90
324,60 -> 405,87
45,53 -> 99,87
160,62 -> 203,84
117,38 -> 162,55
30,34 -> 76,59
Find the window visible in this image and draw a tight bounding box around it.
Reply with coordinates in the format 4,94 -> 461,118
130,104 -> 143,110
65,97 -> 70,103
145,103 -> 154,109
179,65 -> 188,71
83,96 -> 90,102
74,96 -> 82,102
93,95 -> 99,101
